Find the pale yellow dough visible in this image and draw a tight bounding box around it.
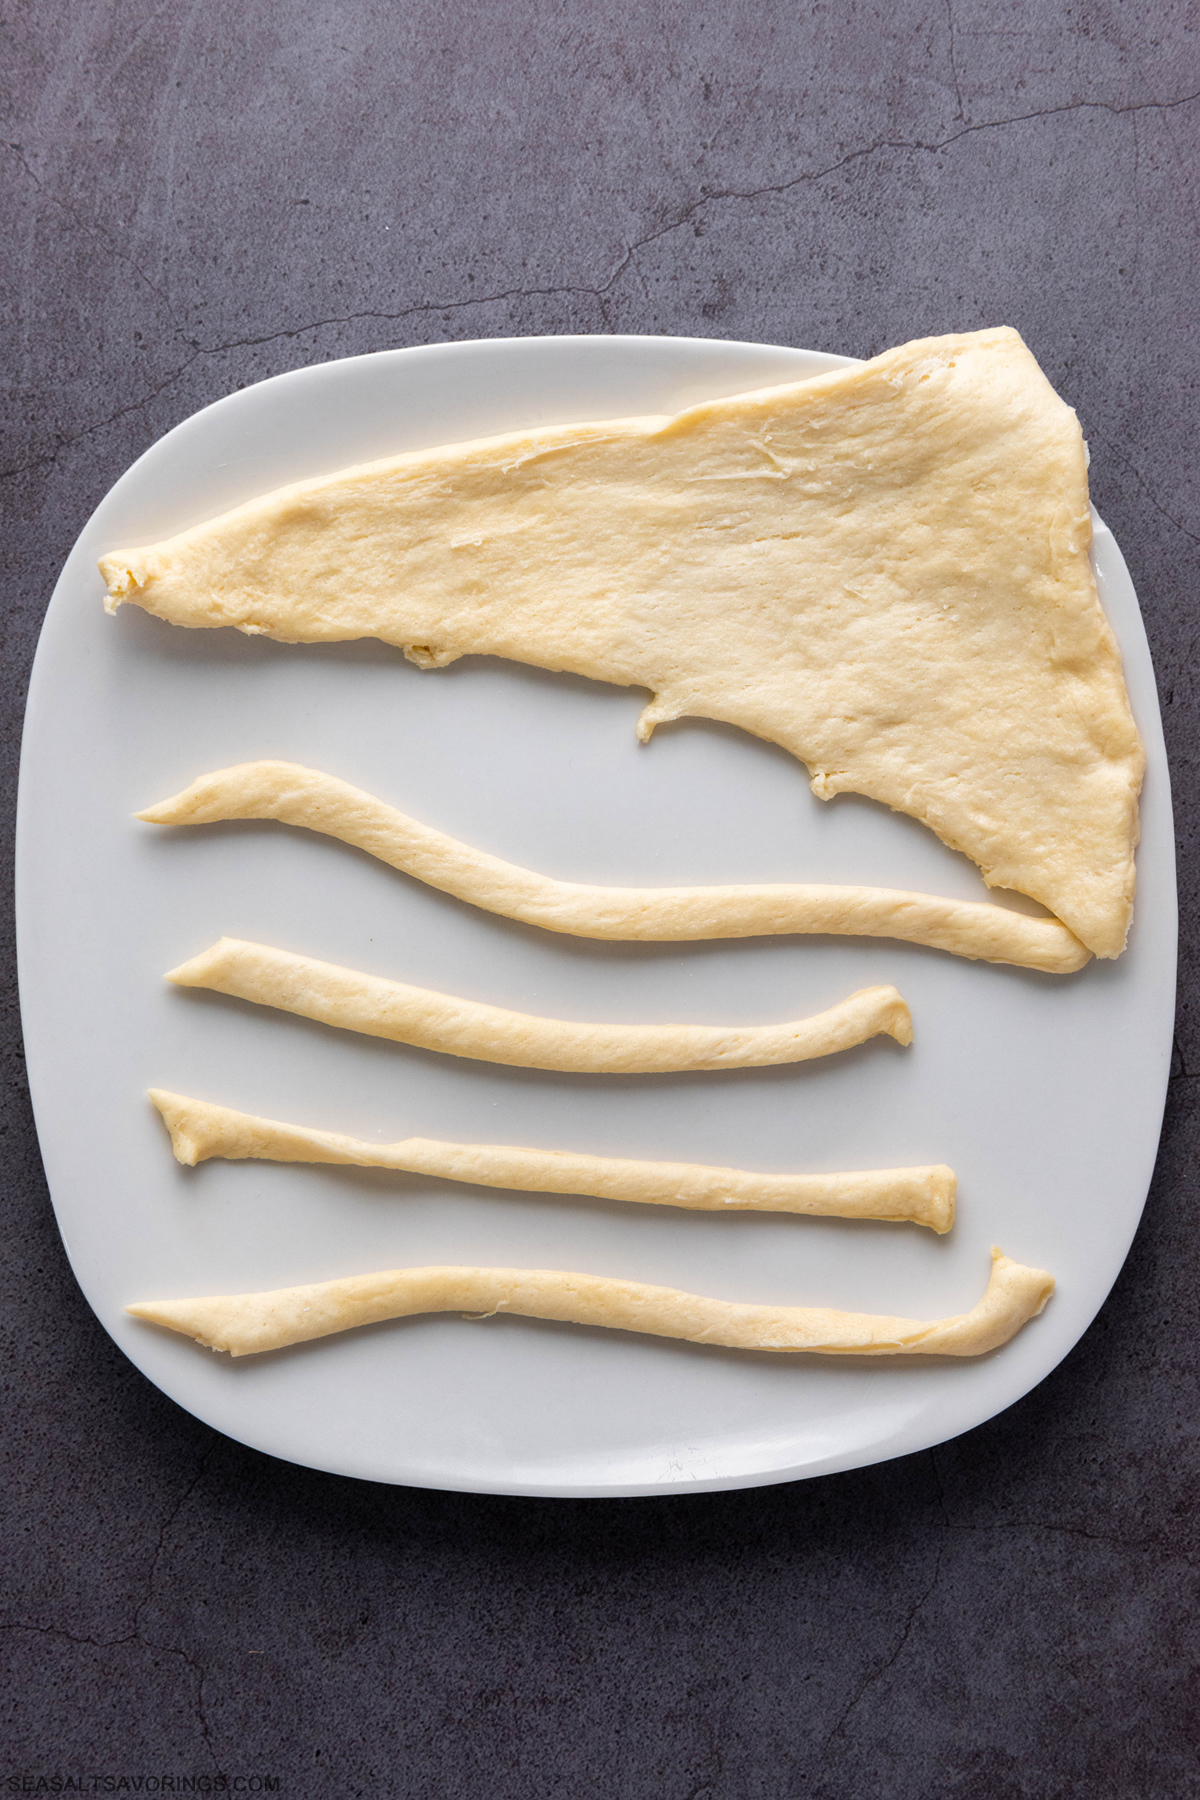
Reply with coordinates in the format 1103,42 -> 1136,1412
140,761 -> 1091,973
150,1089 -> 956,1230
101,328 -> 1144,956
126,1247 -> 1053,1358
165,940 -> 912,1073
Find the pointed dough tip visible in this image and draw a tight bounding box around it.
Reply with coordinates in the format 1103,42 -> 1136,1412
165,939 -> 228,985
147,1089 -> 205,1165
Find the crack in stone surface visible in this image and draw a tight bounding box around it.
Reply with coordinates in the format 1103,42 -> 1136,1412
133,1442 -> 218,1639
3,1444 -> 222,1766
3,88 -> 1198,486
602,89 -> 1200,285
2,1618 -> 221,1767
2,138 -> 183,316
1091,431 -> 1200,547
0,356 -> 211,481
945,1519 -> 1199,1566
820,1541 -> 946,1754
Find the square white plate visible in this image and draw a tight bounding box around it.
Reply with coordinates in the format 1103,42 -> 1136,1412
16,335 -> 1176,1495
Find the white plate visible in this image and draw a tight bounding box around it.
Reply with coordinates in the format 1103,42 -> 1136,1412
16,336 -> 1176,1497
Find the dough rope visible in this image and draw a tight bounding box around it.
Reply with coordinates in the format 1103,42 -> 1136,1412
165,939 -> 913,1074
100,329 -> 1144,957
127,1247 -> 1054,1358
150,1089 -> 957,1230
139,761 -> 1091,974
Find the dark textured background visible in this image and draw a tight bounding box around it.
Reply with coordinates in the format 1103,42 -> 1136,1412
3,3 -> 1198,1793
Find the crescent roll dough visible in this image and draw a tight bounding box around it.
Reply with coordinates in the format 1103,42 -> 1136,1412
101,328 -> 1143,955
150,1089 -> 957,1230
139,761 -> 1090,974
165,939 -> 913,1074
127,1247 -> 1054,1358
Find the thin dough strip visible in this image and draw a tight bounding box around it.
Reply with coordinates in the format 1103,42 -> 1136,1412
165,939 -> 913,1074
139,761 -> 1091,974
150,1090 -> 956,1230
126,1248 -> 1054,1358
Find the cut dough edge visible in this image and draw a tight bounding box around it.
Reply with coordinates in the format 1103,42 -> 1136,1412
139,761 -> 1091,974
164,939 -> 913,1074
126,1247 -> 1054,1358
150,1089 -> 957,1231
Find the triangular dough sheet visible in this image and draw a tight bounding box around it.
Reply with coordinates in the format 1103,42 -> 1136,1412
100,327 -> 1144,956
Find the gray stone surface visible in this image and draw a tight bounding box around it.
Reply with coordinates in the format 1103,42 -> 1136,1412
2,3 -> 1198,1793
